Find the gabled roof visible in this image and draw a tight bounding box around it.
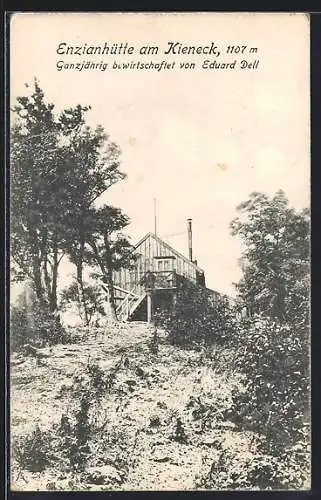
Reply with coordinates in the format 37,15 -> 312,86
134,232 -> 205,274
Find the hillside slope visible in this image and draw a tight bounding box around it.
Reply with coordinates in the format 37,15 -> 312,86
11,322 -> 261,491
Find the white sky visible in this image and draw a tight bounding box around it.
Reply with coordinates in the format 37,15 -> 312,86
10,12 -> 310,296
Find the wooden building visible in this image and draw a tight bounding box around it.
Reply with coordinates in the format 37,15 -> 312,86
105,219 -> 217,322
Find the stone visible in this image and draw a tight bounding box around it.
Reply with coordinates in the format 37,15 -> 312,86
149,415 -> 161,427
151,452 -> 170,463
202,437 -> 219,447
216,421 -> 236,429
86,465 -> 122,485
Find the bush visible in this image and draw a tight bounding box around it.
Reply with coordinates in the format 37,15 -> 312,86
195,446 -> 309,490
186,387 -> 233,432
155,280 -> 234,346
60,281 -> 106,326
55,398 -> 92,472
170,416 -> 188,444
12,402 -> 93,475
13,360 -> 120,476
230,315 -> 310,455
61,358 -> 121,402
12,425 -> 53,473
10,303 -> 33,351
55,359 -> 126,471
11,293 -> 67,351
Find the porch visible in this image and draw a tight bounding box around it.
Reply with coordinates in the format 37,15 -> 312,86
110,270 -> 180,322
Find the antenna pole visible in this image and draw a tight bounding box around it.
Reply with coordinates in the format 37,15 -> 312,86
154,198 -> 157,236
187,218 -> 193,262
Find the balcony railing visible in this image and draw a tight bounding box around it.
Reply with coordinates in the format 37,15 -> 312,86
142,270 -> 178,290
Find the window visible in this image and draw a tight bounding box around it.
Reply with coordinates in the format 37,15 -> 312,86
155,256 -> 176,272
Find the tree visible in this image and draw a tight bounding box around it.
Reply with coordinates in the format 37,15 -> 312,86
10,80 -> 90,312
230,191 -> 310,325
60,281 -> 106,326
59,125 -> 125,324
229,191 -> 310,472
11,79 -> 127,326
85,205 -> 136,320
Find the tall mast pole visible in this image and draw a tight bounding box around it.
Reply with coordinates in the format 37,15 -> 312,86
154,198 -> 157,237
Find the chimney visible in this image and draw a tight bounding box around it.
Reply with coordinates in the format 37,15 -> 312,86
187,218 -> 193,261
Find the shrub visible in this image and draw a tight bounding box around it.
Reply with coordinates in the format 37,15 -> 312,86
61,358 -> 121,402
186,388 -> 233,432
230,315 -> 310,455
10,303 -> 33,351
55,397 -> 92,472
14,361 -> 118,475
60,281 -> 106,326
31,305 -> 66,347
12,425 -> 53,472
170,416 -> 188,444
155,280 -> 234,346
56,359 -> 124,471
195,446 -> 309,490
11,293 -> 67,351
12,403 -> 93,475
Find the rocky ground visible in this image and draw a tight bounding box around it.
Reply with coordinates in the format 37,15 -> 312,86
10,322 -> 264,491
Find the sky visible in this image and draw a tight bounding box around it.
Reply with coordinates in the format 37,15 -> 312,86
10,12 -> 310,296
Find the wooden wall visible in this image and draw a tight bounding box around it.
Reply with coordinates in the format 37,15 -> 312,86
113,233 -> 205,302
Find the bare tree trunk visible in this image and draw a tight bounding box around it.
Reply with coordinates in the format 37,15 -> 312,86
41,228 -> 52,306
31,248 -> 47,309
76,257 -> 89,326
103,233 -> 117,321
32,265 -> 47,307
43,254 -> 51,305
89,239 -> 117,321
50,234 -> 59,313
24,281 -> 35,333
73,217 -> 90,326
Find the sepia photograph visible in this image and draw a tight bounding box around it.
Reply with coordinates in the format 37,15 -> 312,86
9,12 -> 310,491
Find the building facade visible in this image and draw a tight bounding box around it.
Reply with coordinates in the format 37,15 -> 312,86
109,226 -> 208,321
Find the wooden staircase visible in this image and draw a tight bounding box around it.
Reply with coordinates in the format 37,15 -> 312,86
117,293 -> 146,321
101,270 -> 178,322
100,281 -> 146,322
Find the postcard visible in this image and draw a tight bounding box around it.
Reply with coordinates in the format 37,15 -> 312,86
9,12 -> 310,491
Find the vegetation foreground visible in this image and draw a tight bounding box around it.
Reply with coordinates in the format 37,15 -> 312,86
11,321 -> 310,491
